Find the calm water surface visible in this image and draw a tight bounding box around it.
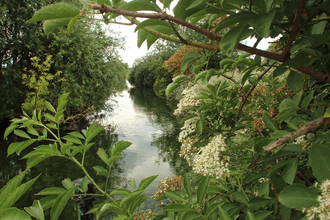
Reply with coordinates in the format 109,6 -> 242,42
0,83 -> 188,219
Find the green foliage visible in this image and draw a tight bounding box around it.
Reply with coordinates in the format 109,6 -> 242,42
21,55 -> 63,114
4,0 -> 330,219
2,94 -> 158,219
0,0 -> 127,121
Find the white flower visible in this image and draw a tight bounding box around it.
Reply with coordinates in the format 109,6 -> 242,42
192,134 -> 230,179
305,179 -> 330,220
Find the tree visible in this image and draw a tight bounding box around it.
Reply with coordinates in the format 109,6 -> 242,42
6,0 -> 330,219
0,0 -> 127,121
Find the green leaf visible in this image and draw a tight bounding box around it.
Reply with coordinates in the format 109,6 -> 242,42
138,175 -> 158,190
184,173 -> 192,200
26,154 -> 52,169
27,126 -> 39,136
57,93 -> 70,111
95,203 -> 125,219
312,13 -> 327,34
97,148 -> 109,166
267,159 -> 294,177
181,57 -> 196,73
0,208 -> 32,220
0,174 -> 41,213
67,132 -> 85,140
24,200 -> 44,220
50,188 -> 75,220
36,187 -> 67,196
7,139 -> 38,156
62,135 -> 82,145
287,71 -> 304,91
86,126 -> 105,144
273,66 -> 288,78
163,203 -> 194,212
45,113 -> 57,123
215,11 -> 258,33
197,175 -> 209,206
39,196 -> 57,211
165,190 -> 188,202
68,15 -> 80,35
165,82 -> 180,95
218,206 -> 231,220
278,184 -> 318,209
262,113 -> 278,131
93,166 -> 109,177
301,91 -> 314,109
293,90 -> 303,107
282,158 -> 298,184
111,140 -> 132,156
309,144 -> 330,182
283,58 -> 312,68
61,178 -> 74,190
245,211 -> 257,220
3,124 -> 19,139
279,205 -> 291,220
110,189 -> 132,196
220,24 -> 249,52
258,182 -> 270,198
97,0 -> 111,6
252,0 -> 266,13
195,70 -> 207,82
137,29 -> 148,47
196,119 -> 203,133
27,3 -> 80,22
44,18 -> 71,34
128,179 -> 136,189
80,176 -> 88,193
249,11 -> 275,38
120,1 -> 159,12
14,130 -> 31,139
45,101 -> 56,113
248,198 -> 272,211
182,211 -> 203,219
135,19 -> 170,32
0,172 -> 26,208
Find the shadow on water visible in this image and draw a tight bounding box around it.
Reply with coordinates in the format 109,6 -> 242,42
0,83 -> 189,218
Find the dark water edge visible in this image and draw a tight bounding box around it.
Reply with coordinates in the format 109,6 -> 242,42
0,85 -> 189,219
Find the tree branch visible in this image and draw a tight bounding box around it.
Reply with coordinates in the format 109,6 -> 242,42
82,1 -> 330,84
282,0 -> 306,60
263,117 -> 324,152
236,65 -> 274,118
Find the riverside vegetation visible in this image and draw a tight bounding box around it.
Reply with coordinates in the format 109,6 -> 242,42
2,0 -> 330,219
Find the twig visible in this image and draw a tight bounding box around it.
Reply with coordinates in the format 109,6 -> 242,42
263,117 -> 324,152
282,0 -> 306,60
236,65 -> 274,118
297,170 -> 313,186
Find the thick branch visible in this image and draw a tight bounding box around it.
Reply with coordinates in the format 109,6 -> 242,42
83,1 -> 330,84
263,117 -> 324,152
282,0 -> 306,60
87,2 -> 283,61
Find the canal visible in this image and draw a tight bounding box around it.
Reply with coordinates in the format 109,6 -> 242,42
0,83 -> 188,219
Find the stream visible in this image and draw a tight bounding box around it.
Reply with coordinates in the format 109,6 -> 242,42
0,82 -> 188,219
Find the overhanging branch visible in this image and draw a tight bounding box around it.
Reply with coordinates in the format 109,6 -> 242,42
263,117 -> 324,152
82,1 -> 330,84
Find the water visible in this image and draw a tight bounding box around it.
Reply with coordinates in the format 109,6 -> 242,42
0,83 -> 188,218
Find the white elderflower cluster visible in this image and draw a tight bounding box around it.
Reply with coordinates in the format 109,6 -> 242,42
178,116 -> 199,142
304,179 -> 330,220
295,135 -> 306,146
179,137 -> 198,166
192,134 -> 230,179
174,85 -> 201,116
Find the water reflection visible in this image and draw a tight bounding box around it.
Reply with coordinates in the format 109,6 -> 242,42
0,82 -> 189,218
92,84 -> 189,196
